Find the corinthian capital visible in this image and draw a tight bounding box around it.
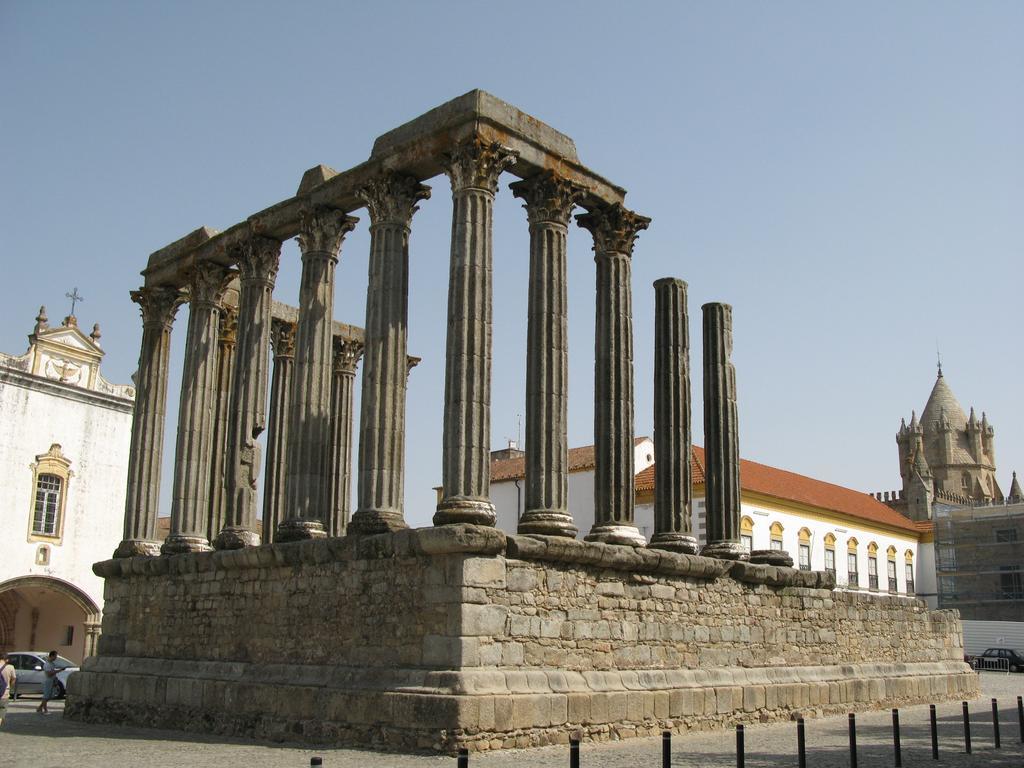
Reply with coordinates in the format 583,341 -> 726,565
443,138 -> 519,195
235,237 -> 282,286
575,203 -> 651,256
357,172 -> 431,228
297,206 -> 359,257
332,337 -> 364,375
187,262 -> 234,309
509,171 -> 585,227
270,319 -> 296,359
130,286 -> 186,330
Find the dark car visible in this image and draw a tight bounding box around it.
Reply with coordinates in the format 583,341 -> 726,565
971,647 -> 1024,673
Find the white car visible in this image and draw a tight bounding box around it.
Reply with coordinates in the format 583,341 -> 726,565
6,651 -> 78,699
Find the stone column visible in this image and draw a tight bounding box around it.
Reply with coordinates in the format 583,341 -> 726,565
262,319 -> 295,544
349,172 -> 430,536
207,304 -> 237,543
434,138 -> 517,528
510,171 -> 583,537
701,302 -> 746,560
328,337 -> 363,537
214,236 -> 281,550
577,204 -> 651,546
649,278 -> 699,553
114,286 -> 185,558
278,208 -> 359,542
163,263 -> 232,554
83,621 -> 102,658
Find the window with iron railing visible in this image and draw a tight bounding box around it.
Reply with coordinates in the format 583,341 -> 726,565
868,557 -> 878,590
887,559 -> 898,594
824,548 -> 835,577
905,563 -> 915,595
847,552 -> 859,587
798,544 -> 811,571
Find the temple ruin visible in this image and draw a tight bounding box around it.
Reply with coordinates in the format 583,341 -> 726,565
67,91 -> 976,753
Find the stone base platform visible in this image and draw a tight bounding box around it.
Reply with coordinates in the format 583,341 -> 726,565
66,525 -> 978,753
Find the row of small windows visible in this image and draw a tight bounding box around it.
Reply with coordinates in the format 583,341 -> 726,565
739,517 -> 914,594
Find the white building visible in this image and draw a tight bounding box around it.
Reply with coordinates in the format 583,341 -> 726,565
490,437 -> 926,599
0,307 -> 134,662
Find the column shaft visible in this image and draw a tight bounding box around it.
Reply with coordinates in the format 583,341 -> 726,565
215,236 -> 281,549
349,173 -> 430,535
278,208 -> 358,542
114,286 -> 184,558
435,138 -> 517,527
701,302 -> 746,560
207,305 -> 237,543
577,204 -> 650,546
510,172 -> 582,537
163,264 -> 231,554
262,319 -> 295,544
650,278 -> 698,553
328,338 -> 363,537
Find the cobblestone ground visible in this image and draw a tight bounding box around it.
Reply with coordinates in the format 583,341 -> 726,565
2,673 -> 1022,768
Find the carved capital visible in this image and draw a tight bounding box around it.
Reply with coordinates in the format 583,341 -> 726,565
576,203 -> 651,256
217,305 -> 238,346
187,262 -> 234,309
357,172 -> 431,228
443,138 -> 518,195
297,206 -> 359,258
131,286 -> 186,330
509,171 -> 585,227
270,319 -> 296,359
235,236 -> 281,286
332,337 -> 363,375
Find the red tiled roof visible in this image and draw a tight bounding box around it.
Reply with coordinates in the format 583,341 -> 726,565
491,437 -> 649,483
496,443 -> 916,534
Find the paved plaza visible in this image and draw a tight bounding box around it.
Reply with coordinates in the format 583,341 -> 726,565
2,673 -> 1021,768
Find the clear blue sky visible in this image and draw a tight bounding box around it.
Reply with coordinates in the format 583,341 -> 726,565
2,1 -> 1021,528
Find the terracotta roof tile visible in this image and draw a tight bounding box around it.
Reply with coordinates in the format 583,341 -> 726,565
491,437 -> 649,483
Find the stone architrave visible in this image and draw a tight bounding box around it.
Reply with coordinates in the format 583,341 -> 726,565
163,263 -> 232,554
327,337 -> 363,537
509,171 -> 584,538
434,138 -> 518,528
700,302 -> 746,560
114,286 -> 185,558
214,236 -> 281,550
207,304 -> 237,544
262,319 -> 296,544
577,204 -> 651,547
348,173 -> 430,536
649,278 -> 699,554
278,208 -> 359,543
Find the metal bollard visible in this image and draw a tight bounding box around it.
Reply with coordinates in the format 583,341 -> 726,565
662,730 -> 671,768
311,758 -> 323,767
1018,695 -> 1024,744
797,717 -> 806,768
962,701 -> 972,754
929,704 -> 939,760
992,698 -> 1001,749
569,737 -> 580,768
736,723 -> 744,768
848,713 -> 858,768
892,709 -> 902,768
457,747 -> 468,768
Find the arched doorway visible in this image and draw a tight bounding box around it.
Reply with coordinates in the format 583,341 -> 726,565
0,576 -> 101,663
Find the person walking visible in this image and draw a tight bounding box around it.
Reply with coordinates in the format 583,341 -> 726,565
35,650 -> 59,714
0,654 -> 15,727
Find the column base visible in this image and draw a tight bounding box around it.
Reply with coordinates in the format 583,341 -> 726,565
212,526 -> 261,550
433,497 -> 497,527
160,535 -> 213,555
347,509 -> 408,536
648,533 -> 699,554
749,549 -> 794,567
585,524 -> 647,547
113,539 -> 162,559
276,519 -> 328,543
516,509 -> 578,538
700,540 -> 749,561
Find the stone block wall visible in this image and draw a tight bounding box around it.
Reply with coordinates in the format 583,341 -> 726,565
67,525 -> 977,752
